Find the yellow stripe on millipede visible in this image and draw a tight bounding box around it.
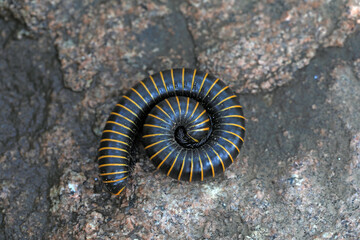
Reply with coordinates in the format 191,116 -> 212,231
100,138 -> 129,146
185,97 -> 190,118
131,88 -> 148,106
98,147 -> 128,153
178,152 -> 187,180
142,133 -> 171,138
217,130 -> 244,143
165,99 -> 176,115
188,109 -> 206,124
171,69 -> 176,91
220,115 -> 245,120
189,119 -> 209,128
198,73 -> 208,96
102,130 -> 130,139
114,186 -> 126,195
210,86 -> 229,103
148,114 -> 171,125
215,95 -> 236,107
110,112 -> 136,126
98,155 -> 127,160
144,139 -> 167,149
189,153 -> 194,182
198,152 -> 204,181
98,163 -> 127,168
191,69 -> 196,91
150,143 -> 175,160
140,81 -> 154,100
188,102 -> 199,119
116,104 -> 140,120
106,121 -> 133,132
103,176 -> 128,183
218,105 -> 242,113
143,124 -> 168,130
167,150 -> 182,176
100,171 -> 128,176
188,127 -> 210,132
149,75 -> 160,95
123,95 -> 144,112
156,105 -> 173,122
176,96 -> 181,121
220,123 -> 246,131
218,136 -> 240,153
210,146 -> 225,172
217,143 -> 233,163
204,78 -> 219,99
160,71 -> 168,93
187,133 -> 199,143
157,149 -> 175,169
205,151 -> 215,177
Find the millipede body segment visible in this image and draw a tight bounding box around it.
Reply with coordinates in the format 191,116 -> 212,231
98,68 -> 245,195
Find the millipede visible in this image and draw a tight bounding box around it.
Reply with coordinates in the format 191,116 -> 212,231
98,68 -> 245,195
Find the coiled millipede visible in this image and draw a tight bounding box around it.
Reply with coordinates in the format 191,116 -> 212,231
98,68 -> 245,195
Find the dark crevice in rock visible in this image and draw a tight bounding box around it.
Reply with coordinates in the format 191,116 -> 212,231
0,12 -> 64,239
263,27 -> 360,95
0,209 -> 5,240
176,9 -> 198,68
241,29 -> 360,223
168,0 -> 198,68
312,30 -> 360,64
0,14 -> 62,153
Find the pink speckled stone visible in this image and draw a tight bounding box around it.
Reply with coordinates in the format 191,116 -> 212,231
1,0 -> 359,239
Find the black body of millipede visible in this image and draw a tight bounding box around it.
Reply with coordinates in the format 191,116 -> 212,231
98,68 -> 245,195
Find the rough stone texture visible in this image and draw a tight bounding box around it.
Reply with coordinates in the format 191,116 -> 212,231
0,0 -> 359,239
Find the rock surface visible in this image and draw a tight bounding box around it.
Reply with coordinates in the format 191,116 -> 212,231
0,0 -> 359,239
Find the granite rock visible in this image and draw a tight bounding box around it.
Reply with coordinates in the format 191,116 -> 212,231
0,0 -> 360,239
